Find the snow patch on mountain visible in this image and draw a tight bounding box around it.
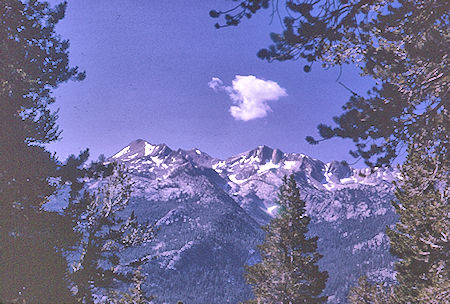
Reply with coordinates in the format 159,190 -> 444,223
257,161 -> 280,173
144,142 -> 155,156
352,232 -> 389,254
112,146 -> 130,158
158,241 -> 195,270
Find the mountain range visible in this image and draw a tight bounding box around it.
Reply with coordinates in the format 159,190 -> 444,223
109,139 -> 398,303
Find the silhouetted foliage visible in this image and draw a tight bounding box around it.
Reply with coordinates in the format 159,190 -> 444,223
348,276 -> 393,304
212,0 -> 448,167
104,268 -> 155,304
0,0 -> 84,302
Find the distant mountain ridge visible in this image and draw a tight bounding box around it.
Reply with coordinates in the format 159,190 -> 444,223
110,139 -> 398,303
112,139 -> 397,191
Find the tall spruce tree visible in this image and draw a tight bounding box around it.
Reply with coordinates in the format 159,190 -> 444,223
244,174 -> 328,304
385,142 -> 449,303
348,276 -> 393,304
0,0 -> 84,302
105,268 -> 155,304
348,141 -> 449,304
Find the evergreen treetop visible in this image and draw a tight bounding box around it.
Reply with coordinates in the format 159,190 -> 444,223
348,142 -> 449,303
244,174 -> 328,304
385,142 -> 449,303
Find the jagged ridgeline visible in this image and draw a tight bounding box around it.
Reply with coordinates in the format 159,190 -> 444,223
102,139 -> 398,303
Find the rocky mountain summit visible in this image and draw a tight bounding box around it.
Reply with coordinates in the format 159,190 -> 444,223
110,139 -> 398,303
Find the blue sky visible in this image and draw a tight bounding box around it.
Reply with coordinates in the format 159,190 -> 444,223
46,0 -> 374,165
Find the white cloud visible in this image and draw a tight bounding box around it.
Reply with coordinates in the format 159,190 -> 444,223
208,75 -> 287,121
208,77 -> 224,91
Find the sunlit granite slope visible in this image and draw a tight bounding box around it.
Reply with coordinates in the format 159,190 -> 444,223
109,139 -> 398,303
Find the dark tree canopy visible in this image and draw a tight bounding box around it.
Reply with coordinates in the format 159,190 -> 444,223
106,268 -> 155,304
1,0 -> 85,145
1,2 -> 154,302
0,0 -> 84,302
211,0 -> 449,167
348,276 -> 393,304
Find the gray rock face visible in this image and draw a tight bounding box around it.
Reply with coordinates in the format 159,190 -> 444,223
327,160 -> 352,180
110,140 -> 398,303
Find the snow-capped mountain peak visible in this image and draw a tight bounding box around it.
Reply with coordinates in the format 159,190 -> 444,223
111,139 -> 171,162
226,145 -> 285,166
110,139 -> 397,192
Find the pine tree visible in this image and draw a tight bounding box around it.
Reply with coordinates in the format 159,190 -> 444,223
349,141 -> 449,303
105,268 -> 154,304
65,162 -> 156,303
385,142 -> 449,303
0,0 -> 84,302
244,174 -> 328,304
348,276 -> 393,304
